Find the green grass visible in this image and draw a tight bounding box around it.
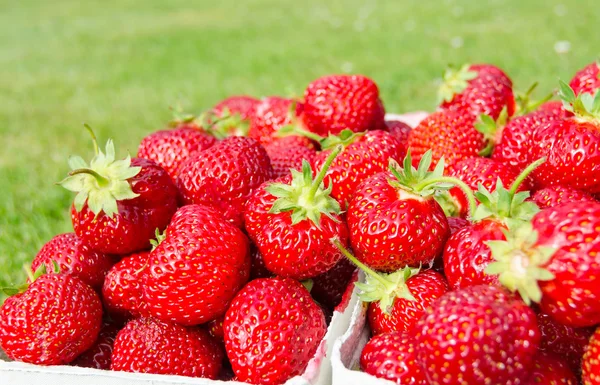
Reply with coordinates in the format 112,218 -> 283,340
1,0 -> 599,293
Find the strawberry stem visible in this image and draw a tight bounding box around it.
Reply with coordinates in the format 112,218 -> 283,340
83,123 -> 100,156
308,145 -> 343,200
278,125 -> 324,142
509,157 -> 546,196
69,168 -> 110,187
415,176 -> 478,219
331,238 -> 392,290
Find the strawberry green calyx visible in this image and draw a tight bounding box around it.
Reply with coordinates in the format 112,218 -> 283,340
58,125 -> 141,218
472,157 -> 545,226
559,80 -> 600,123
515,82 -> 553,115
150,229 -> 166,251
168,104 -> 199,127
332,238 -> 419,313
475,109 -> 508,156
1,263 -> 58,296
319,129 -> 365,150
266,145 -> 343,226
202,108 -> 250,138
484,222 -> 555,305
388,150 -> 478,218
277,124 -> 323,142
434,191 -> 461,217
437,63 -> 478,103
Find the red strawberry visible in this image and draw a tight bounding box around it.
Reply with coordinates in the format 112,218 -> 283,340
524,352 -> 578,385
207,316 -> 224,341
531,185 -> 597,209
204,95 -> 260,138
407,110 -> 480,169
583,327 -> 600,385
312,129 -> 407,208
102,251 -> 149,320
72,321 -> 119,369
245,148 -> 348,280
111,317 -> 223,378
137,127 -> 217,180
249,247 -> 273,280
0,273 -> 103,365
360,331 -> 428,385
415,285 -> 540,385
212,95 -> 260,121
485,202 -> 600,327
143,204 -> 250,325
347,151 -> 455,272
248,97 -> 303,146
310,258 -> 356,310
492,110 -> 565,171
538,100 -> 572,118
569,62 -> 600,96
537,311 -> 594,376
177,136 -> 273,227
529,82 -> 600,193
303,75 -> 384,136
447,216 -> 469,235
265,143 -> 317,179
267,134 -> 315,149
385,120 -> 412,144
60,133 -> 178,255
223,277 -> 326,385
438,63 -> 515,120
32,232 -> 113,289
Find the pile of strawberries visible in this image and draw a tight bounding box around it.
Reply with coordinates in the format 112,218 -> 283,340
0,61 -> 599,385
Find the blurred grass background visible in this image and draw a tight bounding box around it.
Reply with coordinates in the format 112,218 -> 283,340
1,0 -> 599,293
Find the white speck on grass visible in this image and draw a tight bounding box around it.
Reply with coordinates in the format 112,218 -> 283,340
450,36 -> 464,48
554,40 -> 571,54
341,62 -> 354,73
405,20 -> 416,31
554,4 -> 568,16
452,6 -> 463,17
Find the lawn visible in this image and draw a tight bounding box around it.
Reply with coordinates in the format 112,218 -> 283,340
1,0 -> 599,292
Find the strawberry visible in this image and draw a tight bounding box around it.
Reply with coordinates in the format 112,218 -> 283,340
177,136 -> 273,227
485,201 -> 600,327
438,63 -> 515,120
248,97 -> 304,146
537,311 -> 594,376
538,100 -> 572,118
583,327 -> 600,385
303,74 -> 384,136
111,317 -> 223,378
245,147 -> 349,279
60,130 -> 179,255
492,109 -> 565,171
347,151 -> 466,272
265,143 -> 317,179
415,285 -> 539,385
204,95 -> 260,138
407,110 -> 481,169
385,120 -> 412,144
207,316 -> 224,341
310,258 -> 356,310
249,247 -> 273,280
223,277 -> 326,385
529,82 -> 600,193
102,251 -> 149,320
71,321 -> 119,369
212,95 -> 260,121
569,62 -> 600,96
0,273 -> 103,365
524,352 -> 578,385
531,185 -> 597,209
143,204 -> 250,325
360,331 -> 428,385
137,127 -> 217,180
32,232 -> 113,289
312,129 -> 407,208
447,216 -> 469,235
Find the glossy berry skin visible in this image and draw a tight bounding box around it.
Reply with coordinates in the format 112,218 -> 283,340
443,220 -> 506,290
448,157 -> 531,217
245,176 -> 349,280
360,331 -> 428,385
267,134 -> 316,150
531,185 -> 597,209
137,127 -> 217,180
538,100 -> 572,118
529,118 -> 600,193
72,321 -> 119,369
0,274 -> 103,365
223,278 -> 326,385
111,317 -> 223,379
532,202 -> 600,327
385,120 -> 412,144
408,110 -> 479,169
312,130 -> 406,208
493,110 -> 564,171
368,270 -> 450,335
311,258 -> 357,310
440,64 -> 515,120
569,62 -> 600,96
583,327 -> 600,385
303,75 -> 384,136
415,285 -> 539,385
213,95 -> 260,121
536,311 -> 594,376
249,97 -> 300,146
265,143 -> 317,179
32,232 -> 113,289
524,352 -> 578,385
72,158 -> 179,255
177,136 -> 273,227
348,172 -> 450,272
143,205 -> 250,326
102,251 -> 150,320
